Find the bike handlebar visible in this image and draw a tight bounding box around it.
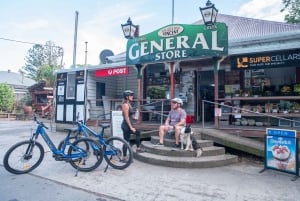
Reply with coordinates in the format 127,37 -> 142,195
33,114 -> 48,129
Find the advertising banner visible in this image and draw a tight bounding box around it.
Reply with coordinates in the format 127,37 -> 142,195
231,48 -> 300,70
265,128 -> 298,176
126,23 -> 228,65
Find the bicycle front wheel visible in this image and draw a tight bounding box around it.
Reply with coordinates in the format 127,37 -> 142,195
104,137 -> 133,170
3,140 -> 44,174
68,138 -> 103,172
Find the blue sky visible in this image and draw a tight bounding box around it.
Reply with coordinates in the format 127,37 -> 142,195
0,0 -> 287,73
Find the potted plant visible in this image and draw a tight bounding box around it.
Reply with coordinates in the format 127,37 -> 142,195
20,93 -> 33,115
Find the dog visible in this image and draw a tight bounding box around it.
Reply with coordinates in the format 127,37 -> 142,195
180,125 -> 203,157
180,125 -> 194,151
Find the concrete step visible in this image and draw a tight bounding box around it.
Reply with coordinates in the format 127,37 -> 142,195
141,141 -> 225,157
132,145 -> 238,168
150,136 -> 214,148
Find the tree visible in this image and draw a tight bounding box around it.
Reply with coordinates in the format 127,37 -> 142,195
22,41 -> 63,82
36,64 -> 59,87
281,0 -> 300,23
0,83 -> 15,112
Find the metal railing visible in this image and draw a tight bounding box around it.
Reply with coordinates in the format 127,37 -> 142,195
89,98 -> 169,124
202,100 -> 300,130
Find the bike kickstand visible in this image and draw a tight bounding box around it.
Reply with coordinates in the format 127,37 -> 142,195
104,164 -> 109,173
74,158 -> 82,177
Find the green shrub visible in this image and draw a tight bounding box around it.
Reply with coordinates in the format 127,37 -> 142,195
0,83 -> 15,112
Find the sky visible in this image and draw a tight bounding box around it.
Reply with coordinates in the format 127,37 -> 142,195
0,0 -> 288,73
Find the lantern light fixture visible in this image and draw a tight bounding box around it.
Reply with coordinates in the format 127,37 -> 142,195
121,17 -> 137,39
199,0 -> 218,26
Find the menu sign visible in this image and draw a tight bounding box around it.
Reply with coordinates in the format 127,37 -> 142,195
265,128 -> 298,176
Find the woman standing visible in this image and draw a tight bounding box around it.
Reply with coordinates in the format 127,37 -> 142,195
121,90 -> 143,156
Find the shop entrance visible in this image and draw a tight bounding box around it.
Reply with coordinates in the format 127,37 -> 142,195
197,70 -> 225,122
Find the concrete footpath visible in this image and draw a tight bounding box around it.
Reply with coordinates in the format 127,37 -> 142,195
0,120 -> 300,201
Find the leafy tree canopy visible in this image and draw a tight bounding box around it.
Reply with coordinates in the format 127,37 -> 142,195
36,64 -> 59,87
22,41 -> 63,84
281,0 -> 300,23
0,83 -> 15,112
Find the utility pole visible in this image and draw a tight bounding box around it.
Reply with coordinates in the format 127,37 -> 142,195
72,11 -> 79,68
83,41 -> 88,123
172,0 -> 174,24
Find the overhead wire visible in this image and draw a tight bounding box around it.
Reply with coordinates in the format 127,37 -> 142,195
0,37 -> 62,49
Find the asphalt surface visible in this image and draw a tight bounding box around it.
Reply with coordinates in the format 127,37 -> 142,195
1,119 -> 300,201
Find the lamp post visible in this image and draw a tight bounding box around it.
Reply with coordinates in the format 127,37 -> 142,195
121,17 -> 143,123
199,0 -> 218,27
200,1 -> 221,128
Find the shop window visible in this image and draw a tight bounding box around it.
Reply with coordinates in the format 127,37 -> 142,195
36,94 -> 48,104
96,82 -> 105,106
66,72 -> 76,99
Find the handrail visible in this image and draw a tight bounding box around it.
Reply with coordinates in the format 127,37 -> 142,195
202,99 -> 300,129
88,98 -> 170,124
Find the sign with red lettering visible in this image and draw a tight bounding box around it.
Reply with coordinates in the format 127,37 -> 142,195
95,67 -> 129,77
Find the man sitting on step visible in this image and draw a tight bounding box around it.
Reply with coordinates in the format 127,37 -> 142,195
157,98 -> 187,148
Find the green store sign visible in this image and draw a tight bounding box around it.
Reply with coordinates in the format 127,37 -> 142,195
126,23 -> 228,65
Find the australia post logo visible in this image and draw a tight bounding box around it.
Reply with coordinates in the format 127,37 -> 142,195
95,67 -> 129,77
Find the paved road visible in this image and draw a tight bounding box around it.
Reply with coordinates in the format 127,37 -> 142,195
0,165 -> 121,201
0,119 -> 300,201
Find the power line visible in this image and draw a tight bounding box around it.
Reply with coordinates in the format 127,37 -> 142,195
0,36 -> 64,67
0,37 -> 62,49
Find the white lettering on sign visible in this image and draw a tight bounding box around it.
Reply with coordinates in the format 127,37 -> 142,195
113,67 -> 127,74
95,67 -> 129,77
128,30 -> 224,61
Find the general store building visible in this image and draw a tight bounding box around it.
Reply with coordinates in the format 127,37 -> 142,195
54,14 -> 300,130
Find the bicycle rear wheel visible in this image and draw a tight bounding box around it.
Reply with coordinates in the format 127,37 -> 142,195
68,138 -> 103,172
104,137 -> 133,170
3,140 -> 44,174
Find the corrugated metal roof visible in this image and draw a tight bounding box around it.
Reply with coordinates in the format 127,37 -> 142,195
194,14 -> 300,40
0,71 -> 35,87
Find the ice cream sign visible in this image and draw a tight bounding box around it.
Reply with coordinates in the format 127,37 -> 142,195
263,128 -> 299,179
125,23 -> 228,65
95,67 -> 129,77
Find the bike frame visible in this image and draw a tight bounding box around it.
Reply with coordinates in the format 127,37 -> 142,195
77,122 -> 105,142
33,122 -> 87,159
76,122 -> 116,155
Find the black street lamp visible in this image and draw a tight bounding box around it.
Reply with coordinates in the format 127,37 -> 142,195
121,17 -> 137,39
199,0 -> 218,26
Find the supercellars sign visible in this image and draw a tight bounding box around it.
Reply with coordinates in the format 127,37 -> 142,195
125,23 -> 228,65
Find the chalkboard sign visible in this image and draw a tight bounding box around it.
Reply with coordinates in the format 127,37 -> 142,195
111,111 -> 124,139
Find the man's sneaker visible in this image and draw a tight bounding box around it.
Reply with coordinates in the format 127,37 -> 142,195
173,143 -> 180,148
155,142 -> 164,146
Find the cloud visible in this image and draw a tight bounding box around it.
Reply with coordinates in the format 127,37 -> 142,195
234,0 -> 288,22
14,19 -> 49,31
65,1 -> 156,67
